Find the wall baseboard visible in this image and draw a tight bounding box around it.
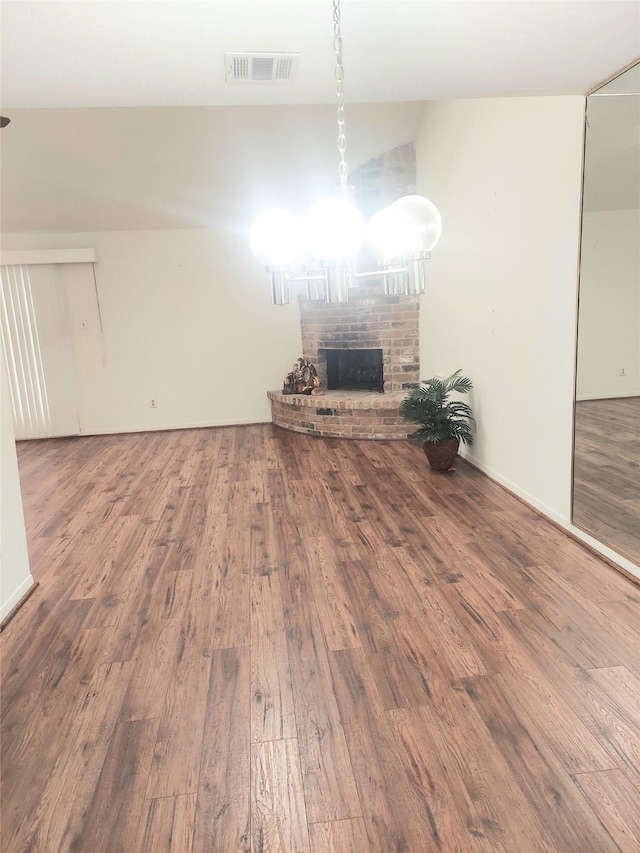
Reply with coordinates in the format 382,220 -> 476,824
76,416 -> 272,437
576,393 -> 640,402
459,450 -> 640,583
0,576 -> 38,628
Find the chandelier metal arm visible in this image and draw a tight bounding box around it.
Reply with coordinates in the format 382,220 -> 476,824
283,266 -> 407,284
354,267 -> 407,279
284,259 -> 435,281
273,253 -> 431,301
286,274 -> 328,283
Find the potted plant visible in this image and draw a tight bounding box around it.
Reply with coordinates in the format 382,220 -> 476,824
399,370 -> 474,470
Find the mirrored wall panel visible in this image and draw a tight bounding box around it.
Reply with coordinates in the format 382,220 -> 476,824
573,61 -> 640,563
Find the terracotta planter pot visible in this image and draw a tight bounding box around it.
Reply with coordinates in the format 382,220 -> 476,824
423,438 -> 460,471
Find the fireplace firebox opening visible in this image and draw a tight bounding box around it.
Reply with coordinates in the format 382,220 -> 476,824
323,348 -> 384,392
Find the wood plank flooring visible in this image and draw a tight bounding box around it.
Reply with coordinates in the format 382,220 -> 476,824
573,396 -> 640,563
2,424 -> 639,852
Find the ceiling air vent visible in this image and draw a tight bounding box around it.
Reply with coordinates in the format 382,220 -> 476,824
225,53 -> 300,84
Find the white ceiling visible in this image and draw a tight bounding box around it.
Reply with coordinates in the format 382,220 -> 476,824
1,1 -> 639,110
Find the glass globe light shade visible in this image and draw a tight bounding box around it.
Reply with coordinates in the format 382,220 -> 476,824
249,208 -> 303,267
390,194 -> 443,254
302,197 -> 366,261
366,206 -> 422,261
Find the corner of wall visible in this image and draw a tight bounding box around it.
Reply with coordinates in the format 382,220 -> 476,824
415,95 -> 585,522
1,350 -> 34,622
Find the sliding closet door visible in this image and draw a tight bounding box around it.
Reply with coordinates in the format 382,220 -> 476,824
1,263 -> 80,439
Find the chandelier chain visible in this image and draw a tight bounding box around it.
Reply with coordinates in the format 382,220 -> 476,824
333,0 -> 348,185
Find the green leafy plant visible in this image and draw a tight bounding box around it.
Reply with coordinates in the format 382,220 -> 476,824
399,370 -> 474,446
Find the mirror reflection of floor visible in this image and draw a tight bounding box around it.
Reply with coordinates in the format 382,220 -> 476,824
573,396 -> 640,563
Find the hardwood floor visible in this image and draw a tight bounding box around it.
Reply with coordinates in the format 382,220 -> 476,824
2,424 -> 639,852
573,396 -> 640,563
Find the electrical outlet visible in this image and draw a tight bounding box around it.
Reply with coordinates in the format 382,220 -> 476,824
150,399 -> 157,408
620,368 -> 626,377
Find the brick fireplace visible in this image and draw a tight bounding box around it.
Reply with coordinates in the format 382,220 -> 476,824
299,290 -> 420,391
268,284 -> 420,439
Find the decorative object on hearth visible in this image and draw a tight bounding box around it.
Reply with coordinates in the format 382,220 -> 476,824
283,358 -> 324,396
249,0 -> 442,305
399,371 -> 474,471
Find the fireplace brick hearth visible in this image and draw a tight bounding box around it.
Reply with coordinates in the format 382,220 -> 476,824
268,284 -> 421,440
267,389 -> 411,439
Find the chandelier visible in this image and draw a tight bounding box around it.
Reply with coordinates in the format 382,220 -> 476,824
249,0 -> 443,305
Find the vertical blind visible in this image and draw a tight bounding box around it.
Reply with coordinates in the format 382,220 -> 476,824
1,264 -> 53,439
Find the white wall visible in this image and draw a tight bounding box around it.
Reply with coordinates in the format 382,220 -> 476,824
416,94 -> 639,577
1,347 -> 34,622
1,103 -> 424,233
416,96 -> 585,522
2,229 -> 303,434
576,209 -> 640,400
1,102 -> 424,436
